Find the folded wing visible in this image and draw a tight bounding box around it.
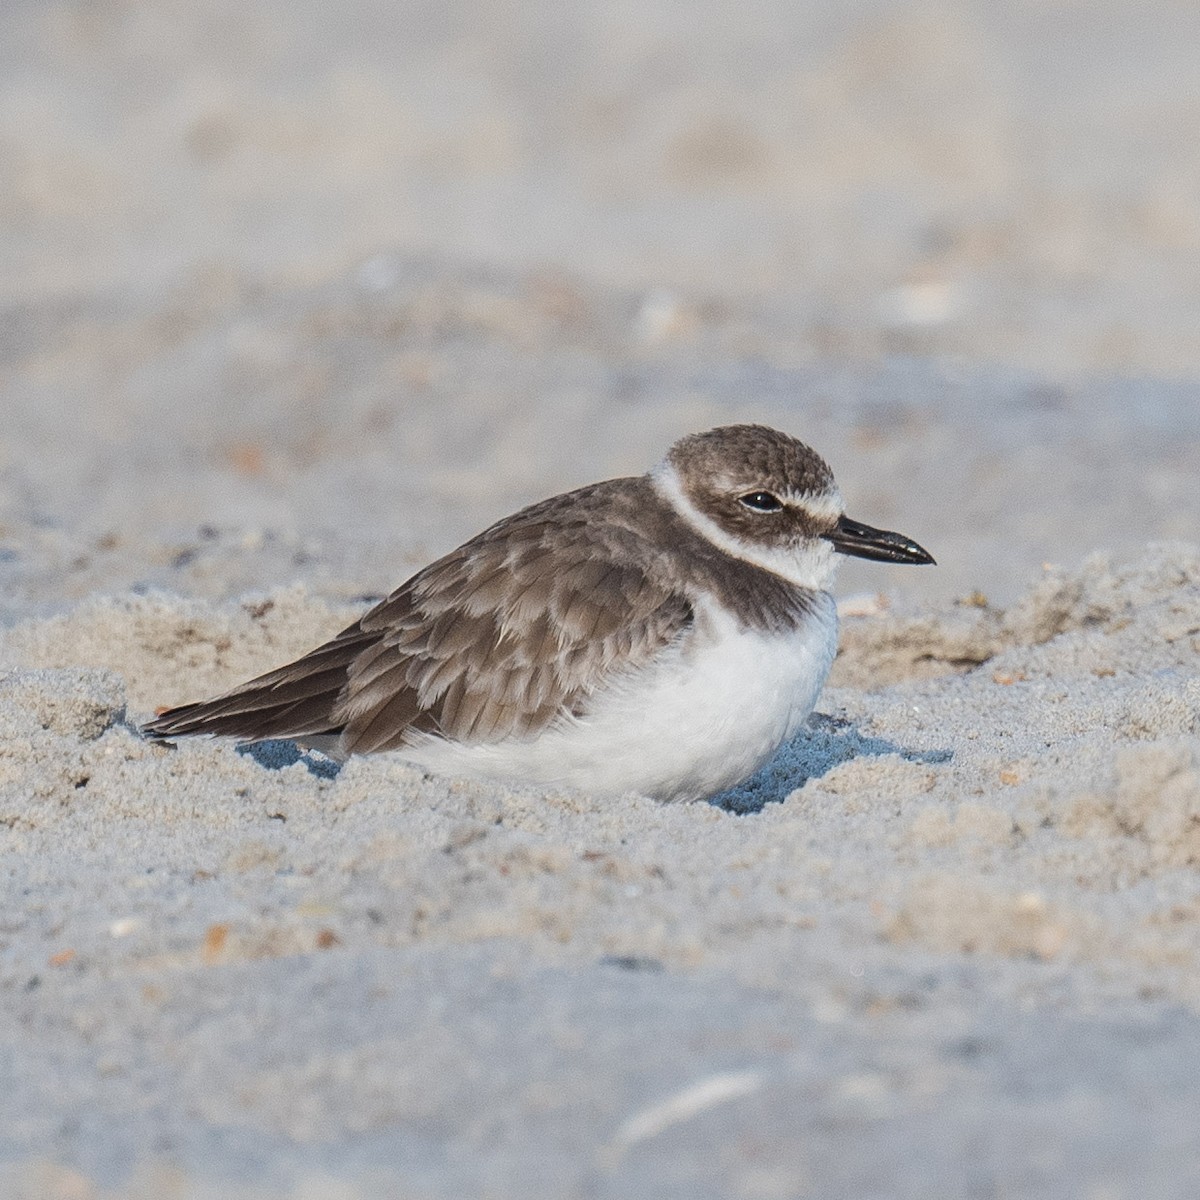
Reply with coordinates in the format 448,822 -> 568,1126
143,486 -> 695,755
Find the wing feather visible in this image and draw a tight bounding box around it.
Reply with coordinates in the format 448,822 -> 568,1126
335,512 -> 695,751
141,626 -> 375,742
144,478 -> 697,756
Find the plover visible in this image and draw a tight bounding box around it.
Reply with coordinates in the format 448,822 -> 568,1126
144,425 -> 933,801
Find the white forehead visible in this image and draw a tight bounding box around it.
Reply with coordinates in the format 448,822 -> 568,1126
776,487 -> 844,521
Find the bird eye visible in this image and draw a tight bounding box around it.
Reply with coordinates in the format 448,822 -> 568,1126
739,491 -> 782,513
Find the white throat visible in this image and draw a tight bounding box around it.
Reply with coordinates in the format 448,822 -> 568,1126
651,461 -> 841,592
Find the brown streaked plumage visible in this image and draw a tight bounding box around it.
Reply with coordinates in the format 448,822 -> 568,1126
144,475 -> 809,754
143,424 -> 934,798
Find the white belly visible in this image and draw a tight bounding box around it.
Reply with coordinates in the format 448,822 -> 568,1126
394,594 -> 838,802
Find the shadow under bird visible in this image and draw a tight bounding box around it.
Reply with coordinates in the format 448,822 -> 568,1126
144,424 -> 934,801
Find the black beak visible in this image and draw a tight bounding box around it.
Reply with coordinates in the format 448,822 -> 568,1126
824,515 -> 936,565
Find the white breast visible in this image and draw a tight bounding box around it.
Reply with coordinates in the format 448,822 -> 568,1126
394,593 -> 838,802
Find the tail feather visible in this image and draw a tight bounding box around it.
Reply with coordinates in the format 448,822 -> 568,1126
142,626 -> 375,746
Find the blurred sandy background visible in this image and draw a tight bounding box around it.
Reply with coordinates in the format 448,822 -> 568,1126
7,0 -> 1200,613
4,1 -> 1200,1196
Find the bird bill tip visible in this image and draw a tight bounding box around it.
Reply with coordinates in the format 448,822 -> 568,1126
824,515 -> 936,566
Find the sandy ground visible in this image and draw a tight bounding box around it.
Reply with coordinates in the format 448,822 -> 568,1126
5,1 -> 1200,1196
